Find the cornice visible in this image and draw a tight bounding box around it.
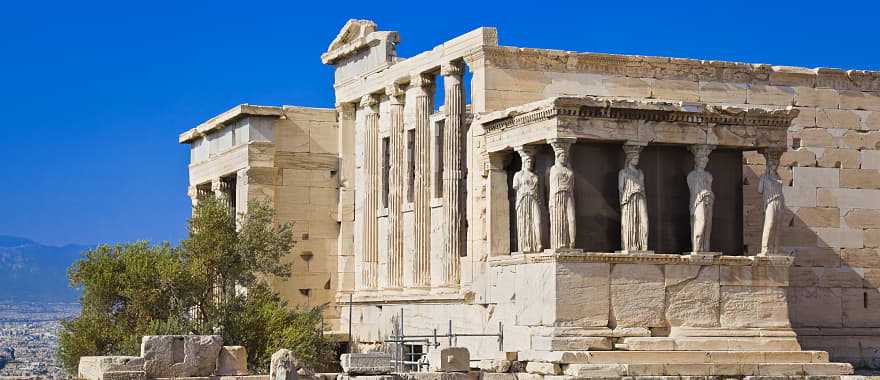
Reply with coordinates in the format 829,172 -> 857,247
480,45 -> 880,91
481,96 -> 799,133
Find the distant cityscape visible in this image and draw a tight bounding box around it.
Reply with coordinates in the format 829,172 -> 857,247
0,301 -> 80,379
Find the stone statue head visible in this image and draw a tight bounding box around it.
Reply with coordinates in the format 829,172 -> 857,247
761,148 -> 783,177
689,145 -> 714,170
556,150 -> 569,166
623,144 -> 643,168
522,154 -> 534,170
517,146 -> 537,171
694,153 -> 708,170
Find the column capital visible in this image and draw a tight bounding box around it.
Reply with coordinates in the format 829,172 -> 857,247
548,138 -> 576,151
515,144 -> 540,157
759,147 -> 785,168
385,83 -> 405,105
360,94 -> 380,113
441,61 -> 465,77
622,142 -> 645,157
688,144 -> 716,160
409,72 -> 434,89
336,102 -> 357,116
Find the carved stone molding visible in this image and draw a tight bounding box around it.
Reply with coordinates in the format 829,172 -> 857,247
482,97 -> 799,133
478,45 -> 880,91
487,250 -> 794,267
441,61 -> 465,77
409,72 -> 435,90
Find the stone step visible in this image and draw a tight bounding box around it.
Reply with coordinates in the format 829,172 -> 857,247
559,362 -> 853,377
619,336 -> 801,351
518,350 -> 830,364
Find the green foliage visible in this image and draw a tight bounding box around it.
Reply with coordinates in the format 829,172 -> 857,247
58,197 -> 333,374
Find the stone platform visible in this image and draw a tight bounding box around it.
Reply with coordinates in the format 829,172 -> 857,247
487,250 -> 800,353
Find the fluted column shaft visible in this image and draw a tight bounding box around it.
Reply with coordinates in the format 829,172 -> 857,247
410,74 -> 434,288
441,62 -> 466,287
360,94 -> 380,290
386,85 -> 405,289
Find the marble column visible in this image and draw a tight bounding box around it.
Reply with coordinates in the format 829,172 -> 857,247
441,61 -> 466,287
385,84 -> 405,289
758,148 -> 785,256
688,144 -> 715,253
360,94 -> 380,290
409,73 -> 434,287
549,139 -> 576,250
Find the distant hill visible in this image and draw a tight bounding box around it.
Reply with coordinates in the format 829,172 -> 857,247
0,235 -> 86,302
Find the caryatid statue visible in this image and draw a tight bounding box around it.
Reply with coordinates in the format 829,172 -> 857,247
688,145 -> 715,253
513,146 -> 544,253
549,139 -> 576,249
758,148 -> 785,256
619,144 -> 649,252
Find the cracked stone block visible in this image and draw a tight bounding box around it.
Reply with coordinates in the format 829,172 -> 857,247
340,352 -> 393,375
141,335 -> 222,378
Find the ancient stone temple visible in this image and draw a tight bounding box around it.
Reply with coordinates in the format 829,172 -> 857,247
180,19 -> 880,376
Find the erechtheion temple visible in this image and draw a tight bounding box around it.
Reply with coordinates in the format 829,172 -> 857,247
178,19 -> 880,377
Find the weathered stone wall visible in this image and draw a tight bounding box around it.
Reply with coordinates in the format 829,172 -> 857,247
474,47 -> 880,367
269,106 -> 341,330
184,105 -> 341,331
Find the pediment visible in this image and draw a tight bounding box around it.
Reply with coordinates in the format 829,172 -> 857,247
326,19 -> 377,54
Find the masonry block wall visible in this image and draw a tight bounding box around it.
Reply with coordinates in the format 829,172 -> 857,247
473,48 -> 880,367
269,106 -> 341,330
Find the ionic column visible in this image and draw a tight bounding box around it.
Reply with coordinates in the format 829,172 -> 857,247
409,73 -> 434,288
385,84 -> 405,289
360,94 -> 380,290
441,61 -> 466,287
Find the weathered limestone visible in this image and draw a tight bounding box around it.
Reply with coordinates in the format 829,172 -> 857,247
619,144 -> 649,253
340,352 -> 393,375
175,20 -> 880,373
688,144 -> 716,253
758,148 -> 785,256
386,84 -> 405,289
409,73 -> 434,288
428,347 -> 471,372
548,139 -> 576,250
270,348 -> 312,380
78,356 -> 144,380
216,346 -> 248,376
141,335 -> 223,378
513,146 -> 544,253
441,61 -> 466,287
360,94 -> 380,289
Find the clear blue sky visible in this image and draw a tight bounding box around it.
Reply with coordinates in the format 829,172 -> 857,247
2,0 -> 878,246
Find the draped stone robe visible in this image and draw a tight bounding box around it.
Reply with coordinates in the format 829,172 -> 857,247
759,173 -> 784,255
619,166 -> 648,252
550,163 -> 576,249
513,169 -> 543,253
687,169 -> 714,252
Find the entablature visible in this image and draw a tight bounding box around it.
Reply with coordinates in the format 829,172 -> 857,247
478,96 -> 799,153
